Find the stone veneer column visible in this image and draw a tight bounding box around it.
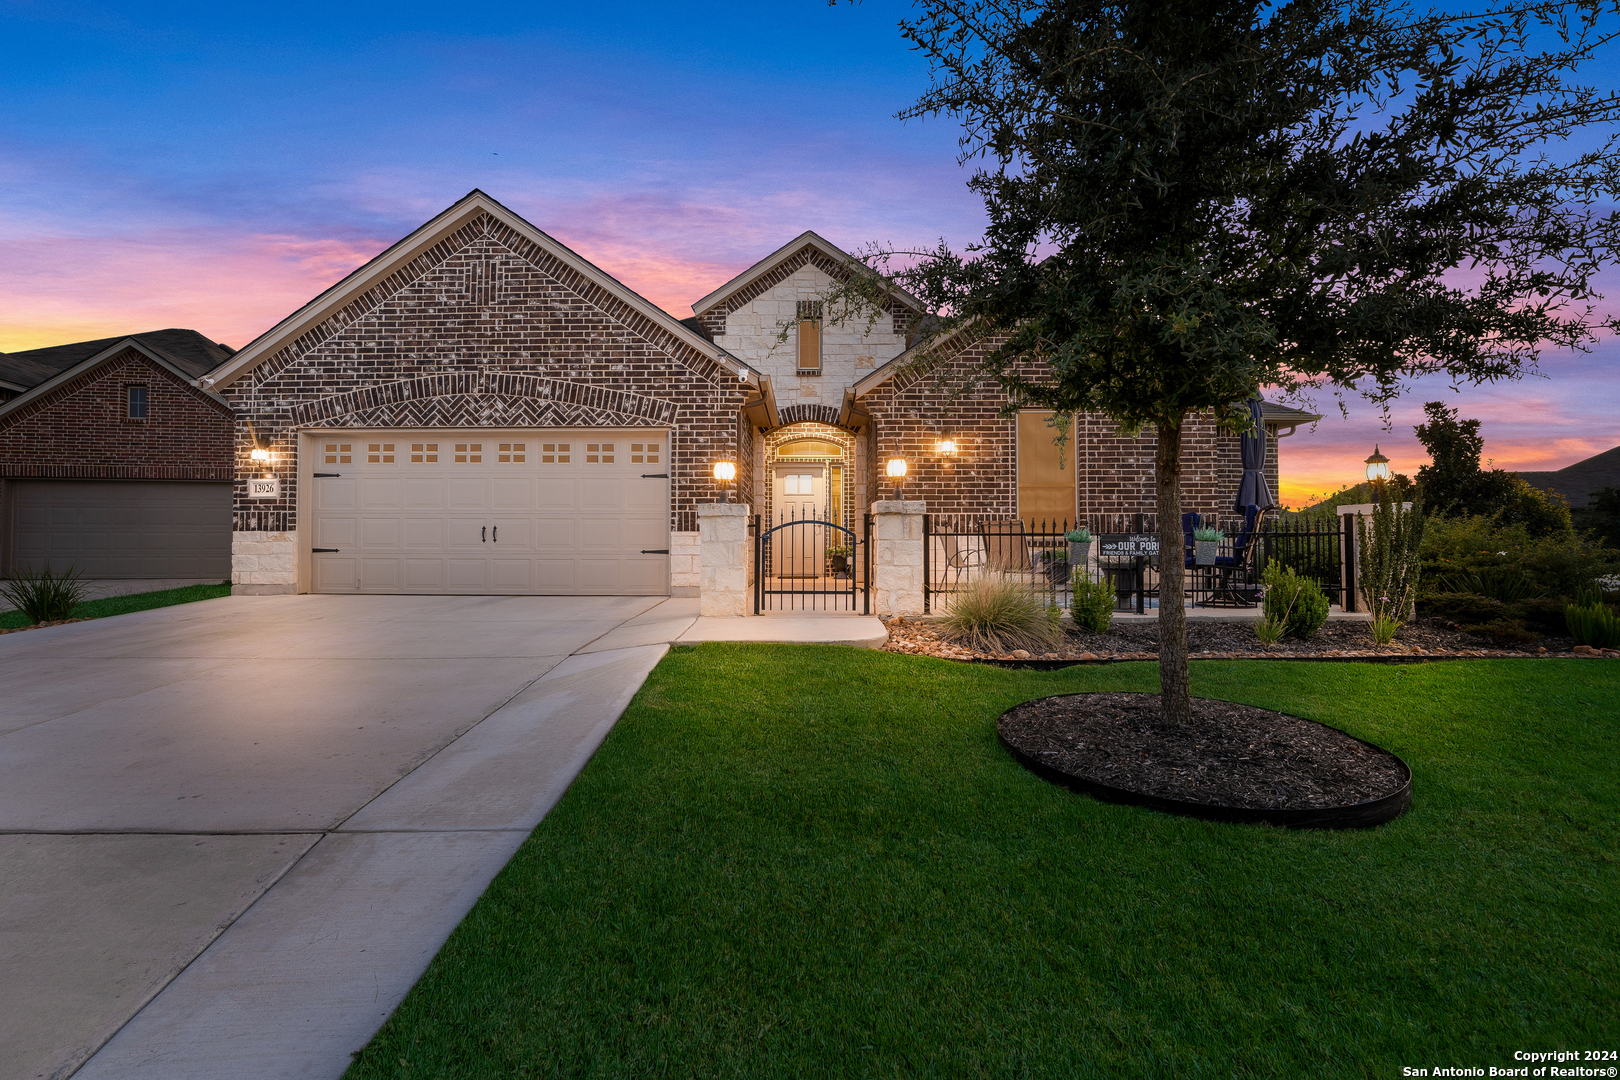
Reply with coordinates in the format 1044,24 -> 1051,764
870,499 -> 925,616
231,531 -> 298,595
697,503 -> 752,616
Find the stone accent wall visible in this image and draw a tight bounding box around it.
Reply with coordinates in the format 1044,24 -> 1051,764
223,212 -> 750,537
870,499 -> 926,616
703,254 -> 910,414
697,503 -> 751,616
231,530 -> 297,594
0,347 -> 234,481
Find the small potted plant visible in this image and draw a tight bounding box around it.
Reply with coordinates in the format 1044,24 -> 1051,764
1193,526 -> 1223,566
826,545 -> 852,573
1066,527 -> 1093,570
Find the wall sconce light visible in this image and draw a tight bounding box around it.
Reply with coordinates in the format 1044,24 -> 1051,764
246,420 -> 273,465
938,438 -> 958,456
250,446 -> 271,463
1363,444 -> 1391,483
885,456 -> 908,498
713,459 -> 737,503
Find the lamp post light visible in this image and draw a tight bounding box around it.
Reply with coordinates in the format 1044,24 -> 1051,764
1364,444 -> 1391,502
885,456 -> 908,499
712,459 -> 737,503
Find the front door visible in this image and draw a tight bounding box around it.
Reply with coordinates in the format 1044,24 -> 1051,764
773,466 -> 824,578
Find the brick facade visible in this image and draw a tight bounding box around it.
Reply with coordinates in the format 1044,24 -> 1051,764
223,211 -> 750,535
0,347 -> 234,482
859,332 -> 1281,526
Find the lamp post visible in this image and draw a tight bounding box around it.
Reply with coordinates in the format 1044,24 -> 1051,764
1364,444 -> 1390,502
885,456 -> 908,499
712,459 -> 736,503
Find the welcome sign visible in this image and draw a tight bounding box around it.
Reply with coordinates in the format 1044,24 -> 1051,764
1098,533 -> 1159,561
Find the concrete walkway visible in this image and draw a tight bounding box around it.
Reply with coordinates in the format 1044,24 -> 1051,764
0,594 -> 889,1080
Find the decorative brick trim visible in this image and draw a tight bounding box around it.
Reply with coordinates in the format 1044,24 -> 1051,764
291,374 -> 677,428
776,404 -> 844,428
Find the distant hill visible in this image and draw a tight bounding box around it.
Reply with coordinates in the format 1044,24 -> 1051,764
1517,446 -> 1620,509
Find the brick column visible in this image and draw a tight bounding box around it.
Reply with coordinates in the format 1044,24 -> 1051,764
697,502 -> 752,616
871,499 -> 925,616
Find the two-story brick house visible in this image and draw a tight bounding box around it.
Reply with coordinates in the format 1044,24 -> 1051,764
209,189 -> 1313,597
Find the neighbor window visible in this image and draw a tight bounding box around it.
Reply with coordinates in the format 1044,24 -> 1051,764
127,385 -> 148,419
796,300 -> 822,371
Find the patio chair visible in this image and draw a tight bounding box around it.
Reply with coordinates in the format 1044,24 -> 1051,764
1209,506 -> 1268,606
980,519 -> 1029,572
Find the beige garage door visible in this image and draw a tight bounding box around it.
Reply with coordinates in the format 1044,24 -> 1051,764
307,430 -> 669,595
8,480 -> 232,579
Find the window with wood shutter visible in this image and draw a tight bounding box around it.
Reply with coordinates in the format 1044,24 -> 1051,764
796,300 -> 822,371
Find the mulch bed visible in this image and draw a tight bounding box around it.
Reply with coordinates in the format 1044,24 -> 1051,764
883,615 -> 1615,663
998,692 -> 1411,824
0,617 -> 92,636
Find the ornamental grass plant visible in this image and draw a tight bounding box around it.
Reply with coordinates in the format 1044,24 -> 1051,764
0,565 -> 88,625
939,574 -> 1063,654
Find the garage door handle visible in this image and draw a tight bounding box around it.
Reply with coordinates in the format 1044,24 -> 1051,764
641,473 -> 668,478
313,473 -> 341,478
492,526 -> 497,542
313,548 -> 340,553
640,549 -> 669,554
481,526 -> 486,542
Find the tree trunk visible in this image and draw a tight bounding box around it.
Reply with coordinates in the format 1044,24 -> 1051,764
1155,412 -> 1191,725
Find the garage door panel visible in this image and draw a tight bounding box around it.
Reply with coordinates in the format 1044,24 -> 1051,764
316,557 -> 358,591
9,481 -> 230,579
309,429 -> 667,595
317,478 -> 358,510
316,517 -> 358,549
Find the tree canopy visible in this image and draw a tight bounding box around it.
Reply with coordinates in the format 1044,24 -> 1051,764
841,0 -> 1620,721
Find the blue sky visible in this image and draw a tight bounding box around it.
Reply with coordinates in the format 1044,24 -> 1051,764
2,0 -> 1616,501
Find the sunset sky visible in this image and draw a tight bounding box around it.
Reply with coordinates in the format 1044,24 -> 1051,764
3,0 -> 1616,506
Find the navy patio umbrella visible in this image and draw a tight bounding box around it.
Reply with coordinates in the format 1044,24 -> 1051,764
1235,397 -> 1278,512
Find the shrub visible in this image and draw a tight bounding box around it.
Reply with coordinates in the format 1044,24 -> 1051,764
1357,495 -> 1425,638
1566,600 -> 1620,648
1254,615 -> 1286,645
1070,571 -> 1114,633
1261,560 -> 1329,639
1421,514 -> 1618,599
1371,614 -> 1401,646
1420,592 -> 1508,624
1509,596 -> 1571,635
0,565 -> 88,625
939,575 -> 1064,654
1463,618 -> 1540,647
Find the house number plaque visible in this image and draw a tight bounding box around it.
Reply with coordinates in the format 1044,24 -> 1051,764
247,478 -> 280,499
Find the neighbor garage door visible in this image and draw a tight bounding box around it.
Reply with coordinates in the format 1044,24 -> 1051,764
308,429 -> 669,595
8,480 -> 232,579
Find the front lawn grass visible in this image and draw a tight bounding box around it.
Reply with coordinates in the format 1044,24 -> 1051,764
0,581 -> 231,630
348,648 -> 1618,1079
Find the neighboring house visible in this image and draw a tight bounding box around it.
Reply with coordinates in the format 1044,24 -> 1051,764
1518,445 -> 1620,509
0,330 -> 237,579
205,188 -> 1314,598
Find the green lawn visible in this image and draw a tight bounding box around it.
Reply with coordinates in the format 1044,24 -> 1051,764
0,581 -> 231,630
347,648 -> 1618,1079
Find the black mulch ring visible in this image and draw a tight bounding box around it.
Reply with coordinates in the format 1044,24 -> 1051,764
997,692 -> 1412,829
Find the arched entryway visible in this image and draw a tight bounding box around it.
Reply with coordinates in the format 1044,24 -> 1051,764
759,420 -> 862,529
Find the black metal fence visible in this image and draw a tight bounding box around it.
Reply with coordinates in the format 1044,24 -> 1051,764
923,512 -> 1353,614
754,509 -> 871,613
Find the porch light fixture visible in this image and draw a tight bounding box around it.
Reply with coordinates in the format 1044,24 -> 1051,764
938,438 -> 958,456
1364,444 -> 1391,483
885,456 -> 908,497
250,446 -> 271,463
246,420 -> 273,464
713,459 -> 737,503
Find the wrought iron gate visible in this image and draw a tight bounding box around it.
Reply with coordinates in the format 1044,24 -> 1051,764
754,510 -> 870,613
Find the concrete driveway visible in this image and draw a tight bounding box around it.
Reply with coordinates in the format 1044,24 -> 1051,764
0,592 -> 697,1080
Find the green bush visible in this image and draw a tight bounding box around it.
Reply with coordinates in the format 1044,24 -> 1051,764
0,565 -> 88,625
1509,596 -> 1571,635
939,575 -> 1064,654
1261,560 -> 1329,640
1420,514 -> 1619,599
1565,602 -> 1620,648
1069,571 -> 1115,633
1420,592 -> 1508,624
1463,618 -> 1540,647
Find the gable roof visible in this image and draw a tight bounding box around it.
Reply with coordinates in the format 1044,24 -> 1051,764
690,231 -> 926,319
6,329 -> 234,388
205,189 -> 751,391
0,337 -> 232,424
